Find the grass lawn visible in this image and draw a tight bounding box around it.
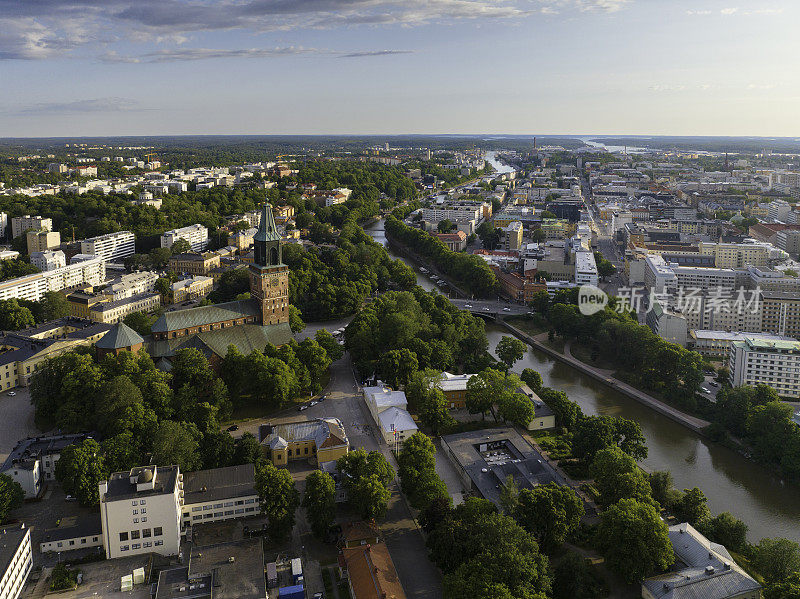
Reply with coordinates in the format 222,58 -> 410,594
531,430 -> 573,461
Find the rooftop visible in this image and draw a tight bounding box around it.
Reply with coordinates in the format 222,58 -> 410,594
363,387 -> 408,409
1,433 -> 93,472
103,465 -> 179,502
95,322 -> 145,350
0,525 -> 29,580
342,542 -> 406,599
151,299 -> 260,333
40,513 -> 101,544
261,418 -> 348,451
183,464 -> 256,505
377,407 -> 418,434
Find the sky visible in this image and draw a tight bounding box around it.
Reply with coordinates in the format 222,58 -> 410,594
0,0 -> 797,137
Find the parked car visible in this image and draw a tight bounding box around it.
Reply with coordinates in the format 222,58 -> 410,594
483,307 -> 491,312
226,424 -> 239,432
309,400 -> 319,407
709,381 -> 719,387
298,405 -> 309,411
701,387 -> 710,394
7,391 -> 16,396
464,304 -> 472,309
318,395 -> 326,401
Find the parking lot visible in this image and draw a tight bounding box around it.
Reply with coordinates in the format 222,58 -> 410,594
0,386 -> 42,463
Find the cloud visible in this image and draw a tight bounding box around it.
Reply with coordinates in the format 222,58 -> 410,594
102,46 -> 320,63
720,7 -> 738,15
687,6 -> 784,17
338,50 -> 414,58
7,97 -> 145,114
539,0 -> 630,14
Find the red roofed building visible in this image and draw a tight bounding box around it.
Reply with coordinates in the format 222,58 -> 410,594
434,230 -> 467,251
340,542 -> 406,599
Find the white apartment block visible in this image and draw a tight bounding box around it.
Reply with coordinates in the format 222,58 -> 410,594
0,257 -> 105,303
698,241 -> 769,269
29,250 -> 66,272
768,199 -> 793,221
0,525 -> 32,599
80,231 -> 135,262
729,337 -> 800,398
161,224 -> 208,252
644,255 -> 737,294
421,204 -> 482,224
690,330 -> 794,360
11,216 -> 51,239
0,213 -> 7,239
99,465 -> 183,559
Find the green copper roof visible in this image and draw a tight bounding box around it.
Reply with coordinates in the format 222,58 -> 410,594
96,322 -> 144,349
254,203 -> 281,243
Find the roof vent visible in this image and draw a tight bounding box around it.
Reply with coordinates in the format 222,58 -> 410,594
723,562 -> 731,570
705,566 -> 715,575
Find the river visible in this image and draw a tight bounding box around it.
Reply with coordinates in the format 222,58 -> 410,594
484,151 -> 516,174
364,217 -> 800,543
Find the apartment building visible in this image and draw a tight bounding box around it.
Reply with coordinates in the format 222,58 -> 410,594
168,252 -> 221,276
761,292 -> 800,339
502,221 -> 523,252
11,215 -> 51,239
646,301 -> 688,347
729,336 -> 800,398
102,271 -> 159,301
776,229 -> 800,257
698,241 -> 769,269
160,224 -> 208,252
421,203 -> 482,224
0,257 -> 105,302
179,464 -> 259,530
0,524 -> 33,599
768,199 -> 793,222
689,330 -> 794,360
80,231 -> 135,262
170,276 -> 213,304
29,250 -> 65,272
26,230 -> 60,254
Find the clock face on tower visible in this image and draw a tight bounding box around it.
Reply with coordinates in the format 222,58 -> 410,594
271,277 -> 279,286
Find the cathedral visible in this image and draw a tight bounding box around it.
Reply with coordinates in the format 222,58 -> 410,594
99,203 -> 293,366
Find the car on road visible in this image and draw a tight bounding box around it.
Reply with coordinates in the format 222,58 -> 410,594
318,395 -> 326,401
65,495 -> 76,502
483,307 -> 491,312
464,304 -> 472,308
701,387 -> 711,394
309,400 -> 319,406
298,405 -> 309,411
226,425 -> 239,432
7,391 -> 15,396
502,307 -> 511,312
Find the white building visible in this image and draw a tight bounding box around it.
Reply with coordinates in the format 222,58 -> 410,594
646,301 -> 688,347
99,464 -> 259,560
0,257 -> 105,302
102,271 -> 159,301
80,231 -> 135,262
689,330 -> 794,360
11,215 -> 51,239
0,524 -> 32,599
161,224 -> 208,252
574,250 -> 599,287
99,465 -> 183,559
768,199 -> 793,222
729,336 -> 800,398
362,386 -> 418,444
29,250 -> 66,272
0,212 -> 7,239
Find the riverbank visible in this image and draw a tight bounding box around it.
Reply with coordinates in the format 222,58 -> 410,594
499,319 -> 711,435
384,234 -> 470,298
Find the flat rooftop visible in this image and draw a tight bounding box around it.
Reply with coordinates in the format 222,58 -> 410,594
441,427 -> 560,506
182,464 -> 256,505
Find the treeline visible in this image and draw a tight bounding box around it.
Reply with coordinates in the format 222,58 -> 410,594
0,258 -> 38,282
531,288 -> 705,410
0,292 -> 70,330
384,215 -> 498,297
345,288 -> 491,381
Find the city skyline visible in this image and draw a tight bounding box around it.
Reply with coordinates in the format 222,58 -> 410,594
1,0 -> 797,136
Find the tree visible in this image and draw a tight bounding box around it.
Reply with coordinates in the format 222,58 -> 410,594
315,329 -> 344,361
572,415 -> 647,462
754,538 -> 800,584
764,572 -> 800,599
700,512 -> 748,554
496,336 -> 526,370
521,368 -> 543,393
256,462 -> 300,540
55,439 -> 108,506
438,219 -> 455,233
152,421 -> 201,472
0,474 -> 24,523
379,348 -> 418,389
296,338 -> 331,393
538,388 -> 581,429
170,238 -> 192,254
302,471 -> 336,539
552,551 -> 606,599
38,291 -> 69,322
233,433 -> 263,465
648,470 -> 677,509
515,483 -> 584,550
337,449 -> 394,519
590,446 -> 652,507
288,305 -> 305,333
0,299 -> 35,330
418,387 -> 455,434
101,432 -> 142,473
398,433 -> 449,510
466,368 -> 517,420
675,487 -> 710,526
123,311 -> 155,336
499,475 -> 519,515
596,498 -> 674,584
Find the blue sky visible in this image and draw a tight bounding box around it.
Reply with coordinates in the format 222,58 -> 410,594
0,0 -> 796,137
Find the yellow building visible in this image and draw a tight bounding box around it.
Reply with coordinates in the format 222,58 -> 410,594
0,319 -> 112,390
26,230 -> 61,254
88,293 -> 161,324
66,291 -> 105,318
170,276 -> 213,304
698,241 -> 769,269
261,418 -> 349,467
168,252 -> 221,276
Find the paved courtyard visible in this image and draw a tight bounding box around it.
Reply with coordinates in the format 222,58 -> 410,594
0,386 -> 42,463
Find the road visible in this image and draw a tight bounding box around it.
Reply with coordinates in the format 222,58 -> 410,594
449,298 -> 529,317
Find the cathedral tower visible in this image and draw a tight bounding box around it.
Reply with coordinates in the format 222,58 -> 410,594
249,203 -> 289,326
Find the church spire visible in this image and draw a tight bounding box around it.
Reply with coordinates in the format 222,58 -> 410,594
253,203 -> 283,267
